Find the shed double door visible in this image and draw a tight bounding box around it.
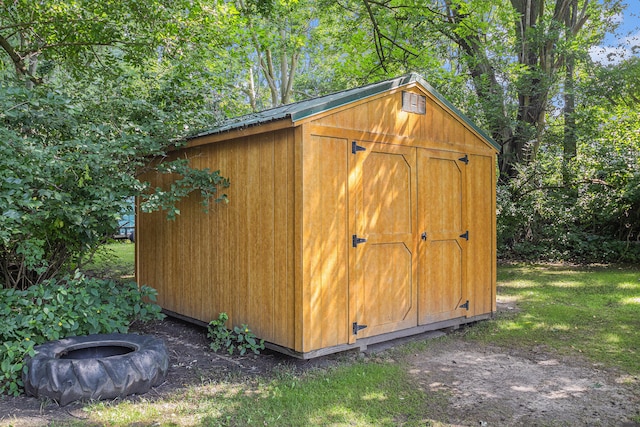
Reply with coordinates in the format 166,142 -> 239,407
349,141 -> 469,341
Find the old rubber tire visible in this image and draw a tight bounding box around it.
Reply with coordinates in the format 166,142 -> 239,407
23,333 -> 169,406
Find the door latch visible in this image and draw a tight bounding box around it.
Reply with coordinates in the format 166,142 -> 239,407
421,232 -> 427,241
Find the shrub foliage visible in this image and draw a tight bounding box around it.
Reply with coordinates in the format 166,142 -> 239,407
497,107 -> 640,263
0,79 -> 228,290
0,272 -> 164,396
208,312 -> 265,356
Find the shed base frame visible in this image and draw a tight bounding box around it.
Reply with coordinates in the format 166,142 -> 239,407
267,314 -> 493,359
161,309 -> 492,360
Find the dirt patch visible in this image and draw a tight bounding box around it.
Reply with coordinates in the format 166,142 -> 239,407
1,315 -> 639,426
406,339 -> 640,426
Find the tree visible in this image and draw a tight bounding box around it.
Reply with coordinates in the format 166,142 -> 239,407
354,0 -> 622,180
493,56 -> 640,262
210,0 -> 425,111
0,0 -> 168,85
576,57 -> 640,245
209,0 -> 333,110
0,1 -> 230,289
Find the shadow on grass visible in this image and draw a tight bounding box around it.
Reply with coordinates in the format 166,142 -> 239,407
474,264 -> 640,374
195,361 -> 446,427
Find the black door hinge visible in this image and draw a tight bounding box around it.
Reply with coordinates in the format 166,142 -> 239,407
459,230 -> 469,240
458,154 -> 469,164
459,300 -> 469,310
353,322 -> 368,335
352,141 -> 366,154
352,234 -> 367,247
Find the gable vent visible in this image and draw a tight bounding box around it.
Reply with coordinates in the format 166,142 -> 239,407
402,91 -> 426,114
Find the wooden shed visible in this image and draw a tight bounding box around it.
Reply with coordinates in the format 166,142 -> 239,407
136,73 -> 499,358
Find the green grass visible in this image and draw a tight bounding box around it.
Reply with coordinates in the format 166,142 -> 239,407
204,362 -> 439,426
83,241 -> 135,279
466,264 -> 640,374
73,361 -> 446,426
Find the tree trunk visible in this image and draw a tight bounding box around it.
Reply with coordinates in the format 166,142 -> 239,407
247,67 -> 257,112
444,1 -> 515,180
510,0 -> 548,168
563,1 -> 578,188
0,34 -> 42,86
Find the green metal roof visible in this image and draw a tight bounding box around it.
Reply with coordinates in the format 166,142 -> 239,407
190,73 -> 500,151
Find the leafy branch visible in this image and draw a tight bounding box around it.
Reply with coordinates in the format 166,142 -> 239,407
359,0 -> 418,72
140,158 -> 230,221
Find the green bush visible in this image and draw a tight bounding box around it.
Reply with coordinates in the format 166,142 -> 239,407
0,272 -> 164,396
497,102 -> 640,264
207,312 -> 265,356
497,161 -> 640,264
0,81 -> 228,290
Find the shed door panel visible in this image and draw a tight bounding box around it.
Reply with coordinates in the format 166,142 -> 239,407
417,149 -> 467,324
349,142 -> 417,340
465,154 -> 496,317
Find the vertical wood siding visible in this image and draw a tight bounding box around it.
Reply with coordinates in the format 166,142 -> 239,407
137,130 -> 296,349
301,134 -> 350,351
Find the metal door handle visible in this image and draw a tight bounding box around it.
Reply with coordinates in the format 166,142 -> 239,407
421,232 -> 427,241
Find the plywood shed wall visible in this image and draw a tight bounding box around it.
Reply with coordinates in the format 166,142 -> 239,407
136,73 -> 499,358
